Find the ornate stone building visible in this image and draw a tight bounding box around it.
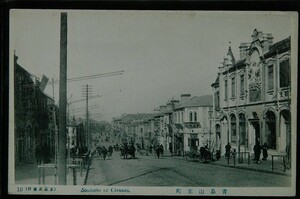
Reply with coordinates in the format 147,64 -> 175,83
211,29 -> 291,157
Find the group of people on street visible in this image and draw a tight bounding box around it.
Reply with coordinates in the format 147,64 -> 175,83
253,141 -> 268,163
120,142 -> 136,159
96,145 -> 114,160
225,141 -> 268,164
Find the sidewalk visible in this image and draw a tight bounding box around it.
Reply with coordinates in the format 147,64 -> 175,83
176,155 -> 291,176
138,150 -> 291,176
15,162 -> 88,185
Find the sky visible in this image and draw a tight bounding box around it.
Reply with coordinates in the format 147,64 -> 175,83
10,10 -> 295,122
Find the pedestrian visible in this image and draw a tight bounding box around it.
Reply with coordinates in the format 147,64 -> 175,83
169,145 -> 173,155
253,141 -> 262,164
156,144 -> 160,159
225,143 -> 231,159
262,143 -> 268,160
160,144 -> 164,158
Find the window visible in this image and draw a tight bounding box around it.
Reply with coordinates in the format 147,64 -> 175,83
240,75 -> 244,96
194,111 -> 197,122
268,65 -> 274,90
225,80 -> 228,100
181,112 -> 183,123
280,59 -> 290,88
189,112 -> 193,122
215,91 -> 220,109
239,114 -> 246,145
230,114 -> 236,143
265,111 -> 276,149
231,77 -> 236,98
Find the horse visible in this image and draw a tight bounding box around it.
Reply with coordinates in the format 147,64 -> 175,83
120,143 -> 136,159
97,146 -> 108,160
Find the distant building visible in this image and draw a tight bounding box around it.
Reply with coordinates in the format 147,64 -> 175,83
173,94 -> 213,155
112,113 -> 153,146
211,29 -> 291,156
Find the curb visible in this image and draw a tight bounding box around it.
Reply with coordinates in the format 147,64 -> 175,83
172,156 -> 291,177
210,161 -> 291,177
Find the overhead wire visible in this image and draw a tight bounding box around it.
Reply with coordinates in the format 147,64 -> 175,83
49,70 -> 124,84
169,70 -> 218,101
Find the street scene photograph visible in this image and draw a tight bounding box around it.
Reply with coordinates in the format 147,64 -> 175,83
8,10 -> 297,196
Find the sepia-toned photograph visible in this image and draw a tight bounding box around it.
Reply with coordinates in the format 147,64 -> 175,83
8,9 -> 297,196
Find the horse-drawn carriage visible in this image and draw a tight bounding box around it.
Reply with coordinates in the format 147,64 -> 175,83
97,146 -> 108,160
120,142 -> 136,159
199,145 -> 214,163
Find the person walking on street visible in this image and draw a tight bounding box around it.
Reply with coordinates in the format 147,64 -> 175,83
160,144 -> 164,158
253,141 -> 262,164
262,142 -> 268,160
225,143 -> 231,159
225,143 -> 231,164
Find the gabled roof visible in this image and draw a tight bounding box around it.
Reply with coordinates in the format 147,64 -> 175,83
211,74 -> 219,87
119,113 -> 153,124
175,95 -> 213,109
226,46 -> 235,63
223,36 -> 290,74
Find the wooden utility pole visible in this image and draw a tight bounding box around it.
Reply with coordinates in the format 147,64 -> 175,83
58,12 -> 67,185
82,85 -> 92,149
86,85 -> 89,149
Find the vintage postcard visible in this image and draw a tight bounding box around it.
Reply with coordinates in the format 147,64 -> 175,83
8,9 -> 297,196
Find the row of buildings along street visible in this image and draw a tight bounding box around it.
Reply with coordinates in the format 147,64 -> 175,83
112,29 -> 291,162
13,27 -> 292,186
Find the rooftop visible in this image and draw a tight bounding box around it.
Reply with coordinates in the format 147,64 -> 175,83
175,95 -> 213,109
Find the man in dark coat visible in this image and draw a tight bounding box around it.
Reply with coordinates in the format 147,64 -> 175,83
253,142 -> 262,163
225,143 -> 231,159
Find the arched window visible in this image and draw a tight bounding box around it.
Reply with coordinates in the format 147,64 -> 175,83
194,111 -> 197,122
265,111 -> 276,149
239,114 -> 246,145
190,112 -> 193,122
216,124 -> 221,148
230,114 -> 236,143
181,112 -> 183,123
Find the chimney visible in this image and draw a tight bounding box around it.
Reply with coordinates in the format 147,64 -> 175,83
154,108 -> 160,113
262,33 -> 273,51
239,42 -> 250,60
180,94 -> 191,105
166,102 -> 173,111
159,105 -> 167,112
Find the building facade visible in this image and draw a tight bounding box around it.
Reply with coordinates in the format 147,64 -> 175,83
211,29 -> 291,157
14,53 -> 53,164
173,94 -> 213,155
